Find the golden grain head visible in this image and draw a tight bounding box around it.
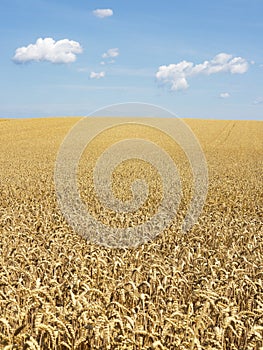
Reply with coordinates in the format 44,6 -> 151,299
0,118 -> 262,349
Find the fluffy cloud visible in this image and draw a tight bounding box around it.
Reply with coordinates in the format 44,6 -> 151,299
13,37 -> 83,64
156,53 -> 249,91
220,92 -> 230,99
90,71 -> 105,79
93,9 -> 113,18
102,48 -> 119,59
253,97 -> 263,105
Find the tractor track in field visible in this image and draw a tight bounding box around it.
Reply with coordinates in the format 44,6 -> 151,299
209,120 -> 236,148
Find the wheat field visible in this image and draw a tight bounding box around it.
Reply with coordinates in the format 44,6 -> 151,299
0,117 -> 262,349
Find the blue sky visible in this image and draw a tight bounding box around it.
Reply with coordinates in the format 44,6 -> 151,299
1,0 -> 263,119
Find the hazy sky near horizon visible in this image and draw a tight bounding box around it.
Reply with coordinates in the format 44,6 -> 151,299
1,0 -> 263,119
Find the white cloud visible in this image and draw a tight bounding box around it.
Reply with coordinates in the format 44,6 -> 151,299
220,92 -> 230,99
77,67 -> 89,73
93,9 -> 113,18
13,37 -> 83,64
90,71 -> 105,79
102,48 -> 119,59
253,97 -> 263,105
156,53 -> 249,91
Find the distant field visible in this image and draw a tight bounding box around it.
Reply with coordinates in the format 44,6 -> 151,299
0,117 -> 262,349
